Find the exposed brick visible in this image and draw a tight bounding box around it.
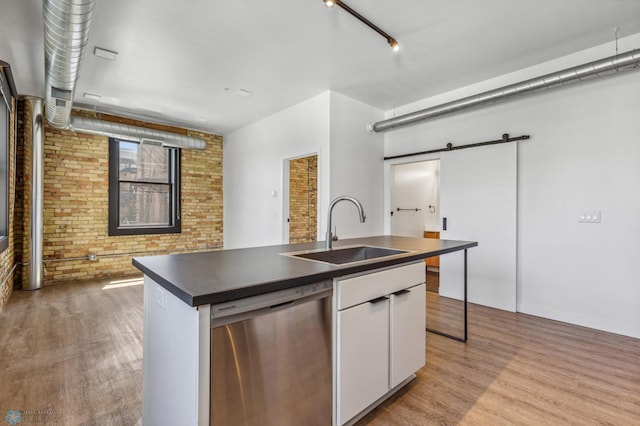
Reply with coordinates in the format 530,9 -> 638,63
288,155 -> 317,244
15,108 -> 223,286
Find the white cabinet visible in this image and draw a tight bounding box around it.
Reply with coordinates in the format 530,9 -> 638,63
337,296 -> 389,423
334,262 -> 425,426
390,283 -> 426,388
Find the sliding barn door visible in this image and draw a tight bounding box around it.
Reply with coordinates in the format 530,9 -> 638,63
439,143 -> 517,312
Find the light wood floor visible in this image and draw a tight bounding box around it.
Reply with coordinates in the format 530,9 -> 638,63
0,278 -> 144,425
358,292 -> 640,425
1,279 -> 639,425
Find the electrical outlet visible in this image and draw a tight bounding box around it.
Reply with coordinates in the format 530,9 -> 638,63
155,286 -> 166,309
579,210 -> 601,223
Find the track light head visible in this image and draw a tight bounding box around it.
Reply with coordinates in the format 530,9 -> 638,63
388,38 -> 400,52
324,0 -> 336,7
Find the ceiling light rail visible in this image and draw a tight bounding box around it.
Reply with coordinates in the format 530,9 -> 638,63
324,0 -> 399,51
384,133 -> 530,161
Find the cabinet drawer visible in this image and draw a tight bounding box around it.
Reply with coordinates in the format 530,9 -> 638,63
336,262 -> 424,310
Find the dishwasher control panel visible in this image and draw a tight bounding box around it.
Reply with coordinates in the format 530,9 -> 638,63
210,280 -> 332,321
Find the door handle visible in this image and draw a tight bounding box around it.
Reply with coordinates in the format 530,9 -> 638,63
392,289 -> 411,297
442,217 -> 447,231
369,296 -> 389,305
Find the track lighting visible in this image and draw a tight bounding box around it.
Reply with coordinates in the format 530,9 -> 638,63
323,0 -> 399,52
388,38 -> 400,52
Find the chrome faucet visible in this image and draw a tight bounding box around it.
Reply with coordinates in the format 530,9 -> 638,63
325,196 -> 366,250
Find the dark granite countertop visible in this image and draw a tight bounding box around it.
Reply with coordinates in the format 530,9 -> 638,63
132,235 -> 477,307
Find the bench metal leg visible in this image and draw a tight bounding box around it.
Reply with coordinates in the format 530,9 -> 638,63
426,249 -> 468,342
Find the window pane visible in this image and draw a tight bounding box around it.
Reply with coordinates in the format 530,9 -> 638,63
119,141 -> 169,183
109,137 -> 180,236
119,182 -> 170,227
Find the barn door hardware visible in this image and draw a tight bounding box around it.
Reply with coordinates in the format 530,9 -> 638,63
384,133 -> 530,161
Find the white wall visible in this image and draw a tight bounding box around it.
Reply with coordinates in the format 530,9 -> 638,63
329,92 -> 385,240
383,34 -> 640,338
224,91 -> 385,249
224,92 -> 330,249
143,277 -> 210,424
390,161 -> 440,237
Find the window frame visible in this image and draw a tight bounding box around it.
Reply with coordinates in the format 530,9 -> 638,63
0,64 -> 14,253
108,137 -> 181,236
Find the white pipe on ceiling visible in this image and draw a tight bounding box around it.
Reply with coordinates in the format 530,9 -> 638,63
370,48 -> 640,133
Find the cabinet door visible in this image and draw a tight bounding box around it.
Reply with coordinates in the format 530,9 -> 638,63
390,283 -> 426,388
423,231 -> 440,268
337,298 -> 389,425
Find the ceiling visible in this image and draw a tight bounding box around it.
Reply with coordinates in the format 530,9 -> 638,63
2,0 -> 640,135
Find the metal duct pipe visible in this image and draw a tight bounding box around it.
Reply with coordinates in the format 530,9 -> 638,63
44,0 -> 96,129
69,115 -> 207,150
24,97 -> 45,291
370,48 -> 640,132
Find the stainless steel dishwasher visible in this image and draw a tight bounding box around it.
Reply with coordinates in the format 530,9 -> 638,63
209,280 -> 332,426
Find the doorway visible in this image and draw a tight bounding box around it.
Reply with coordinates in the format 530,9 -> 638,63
287,154 -> 318,244
388,143 -> 517,339
390,160 -> 441,293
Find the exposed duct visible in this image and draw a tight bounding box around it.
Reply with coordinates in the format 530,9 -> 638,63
370,48 -> 640,132
43,0 -> 205,149
23,97 -> 45,291
44,0 -> 96,129
70,115 -> 207,150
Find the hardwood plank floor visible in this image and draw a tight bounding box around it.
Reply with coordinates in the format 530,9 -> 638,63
1,279 -> 639,425
0,277 -> 143,425
358,292 -> 640,425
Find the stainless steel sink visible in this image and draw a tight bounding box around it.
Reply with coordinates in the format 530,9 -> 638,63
284,245 -> 410,265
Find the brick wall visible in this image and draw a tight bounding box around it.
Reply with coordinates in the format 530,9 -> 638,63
288,155 -> 317,244
16,109 -> 223,286
0,97 -> 16,311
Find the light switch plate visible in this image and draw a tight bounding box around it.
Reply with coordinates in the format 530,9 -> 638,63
579,210 -> 601,223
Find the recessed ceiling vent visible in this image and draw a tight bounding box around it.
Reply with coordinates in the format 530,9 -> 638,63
44,0 -> 96,129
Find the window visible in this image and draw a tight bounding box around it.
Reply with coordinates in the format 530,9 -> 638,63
108,138 -> 181,235
0,69 -> 11,253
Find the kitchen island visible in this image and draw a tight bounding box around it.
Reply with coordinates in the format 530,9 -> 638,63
133,235 -> 477,426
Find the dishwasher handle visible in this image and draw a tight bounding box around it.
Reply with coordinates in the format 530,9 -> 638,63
211,287 -> 332,328
270,300 -> 295,310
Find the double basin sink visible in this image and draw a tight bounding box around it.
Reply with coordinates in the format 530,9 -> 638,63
284,245 -> 410,266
